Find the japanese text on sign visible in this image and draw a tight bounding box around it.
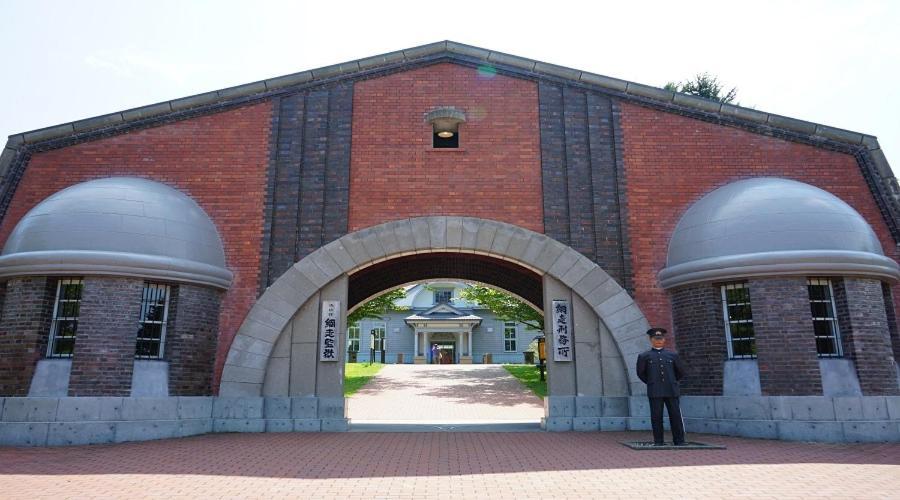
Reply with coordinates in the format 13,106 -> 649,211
319,300 -> 340,362
552,300 -> 572,361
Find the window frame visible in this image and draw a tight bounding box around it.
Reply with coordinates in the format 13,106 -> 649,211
347,323 -> 361,353
720,282 -> 757,359
47,278 -> 84,358
807,278 -> 843,358
503,321 -> 517,352
134,282 -> 171,360
433,289 -> 452,305
370,322 -> 386,351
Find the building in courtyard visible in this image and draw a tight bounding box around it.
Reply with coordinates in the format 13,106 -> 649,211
0,41 -> 897,444
349,282 -> 539,365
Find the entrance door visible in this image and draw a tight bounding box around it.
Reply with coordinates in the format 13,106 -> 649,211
436,341 -> 456,364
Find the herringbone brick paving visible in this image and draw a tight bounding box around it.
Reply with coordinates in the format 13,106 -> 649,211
1,431 -> 898,499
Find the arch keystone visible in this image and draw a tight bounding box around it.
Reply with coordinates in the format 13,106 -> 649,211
427,216 -> 448,249
445,216 -> 464,248
410,218 -> 431,250
460,217 -> 481,249
390,219 -> 416,254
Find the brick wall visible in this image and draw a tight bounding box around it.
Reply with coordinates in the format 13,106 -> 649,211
882,282 -> 900,362
833,278 -> 899,395
265,85 -> 354,287
0,102 -> 272,392
0,277 -> 55,395
749,278 -> 822,395
537,84 -> 629,287
166,284 -> 222,395
68,277 -> 144,396
348,63 -> 543,233
670,283 -> 728,395
618,101 -> 900,340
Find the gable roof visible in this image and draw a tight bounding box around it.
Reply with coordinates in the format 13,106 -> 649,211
405,302 -> 483,322
3,40 -> 886,150
2,40 -> 897,243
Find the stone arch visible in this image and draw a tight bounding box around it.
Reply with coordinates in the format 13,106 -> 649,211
220,216 -> 650,397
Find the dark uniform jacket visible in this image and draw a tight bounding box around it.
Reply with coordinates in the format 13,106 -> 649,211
636,348 -> 686,398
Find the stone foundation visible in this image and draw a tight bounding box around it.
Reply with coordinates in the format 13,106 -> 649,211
1,394 -> 897,446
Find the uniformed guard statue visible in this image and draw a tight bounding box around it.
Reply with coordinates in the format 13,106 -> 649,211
636,327 -> 687,446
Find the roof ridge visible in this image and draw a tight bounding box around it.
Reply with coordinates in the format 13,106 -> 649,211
1,40 -> 891,180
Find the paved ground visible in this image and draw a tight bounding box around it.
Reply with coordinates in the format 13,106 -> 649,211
348,364 -> 545,423
1,431 -> 898,499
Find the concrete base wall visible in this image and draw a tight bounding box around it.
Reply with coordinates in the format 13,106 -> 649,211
541,395 -> 899,442
0,396 -> 348,447
676,395 -> 900,443
2,394 -> 897,446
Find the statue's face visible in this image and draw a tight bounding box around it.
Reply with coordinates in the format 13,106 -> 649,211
650,336 -> 666,349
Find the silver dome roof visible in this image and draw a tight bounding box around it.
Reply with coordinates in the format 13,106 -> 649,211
659,177 -> 899,288
0,177 -> 232,288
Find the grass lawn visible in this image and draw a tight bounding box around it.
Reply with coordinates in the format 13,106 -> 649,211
344,362 -> 384,396
503,364 -> 547,398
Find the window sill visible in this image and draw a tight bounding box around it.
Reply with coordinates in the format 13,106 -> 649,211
426,147 -> 467,153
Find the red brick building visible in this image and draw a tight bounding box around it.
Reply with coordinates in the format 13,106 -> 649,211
0,42 -> 897,445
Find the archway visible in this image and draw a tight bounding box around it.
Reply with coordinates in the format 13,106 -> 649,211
221,217 -> 651,430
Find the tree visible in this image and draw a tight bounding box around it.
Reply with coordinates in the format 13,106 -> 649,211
664,72 -> 737,104
458,285 -> 544,331
347,288 -> 408,325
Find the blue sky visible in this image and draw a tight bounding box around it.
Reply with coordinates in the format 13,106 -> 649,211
2,0 -> 897,173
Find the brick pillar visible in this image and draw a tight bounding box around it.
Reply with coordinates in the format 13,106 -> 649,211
671,283 -> 728,395
833,278 -> 899,395
0,277 -> 55,396
881,282 -> 900,363
68,277 -> 144,396
165,284 -> 222,395
749,277 -> 822,395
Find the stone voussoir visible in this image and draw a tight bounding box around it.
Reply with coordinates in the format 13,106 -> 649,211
426,216 -> 448,250
409,218 -> 432,251
473,221 -> 498,253
357,226 -> 389,263
293,257 -> 331,288
488,223 -> 515,256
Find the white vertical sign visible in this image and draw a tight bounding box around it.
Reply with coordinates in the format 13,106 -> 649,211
552,300 -> 572,362
319,300 -> 340,362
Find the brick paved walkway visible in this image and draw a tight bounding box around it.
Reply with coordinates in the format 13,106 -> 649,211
348,364 -> 545,422
1,431 -> 898,499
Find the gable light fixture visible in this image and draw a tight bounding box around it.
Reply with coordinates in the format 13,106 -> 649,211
426,106 -> 466,147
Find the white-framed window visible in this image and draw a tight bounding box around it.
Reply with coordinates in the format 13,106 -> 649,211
47,278 -> 84,358
721,283 -> 756,359
504,321 -> 517,352
347,323 -> 360,353
807,278 -> 843,357
434,290 -> 452,304
135,283 -> 170,359
370,322 -> 386,351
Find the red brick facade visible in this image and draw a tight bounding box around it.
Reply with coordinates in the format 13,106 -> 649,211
348,63 -> 543,233
1,60 -> 897,398
617,101 -> 900,339
0,103 -> 272,391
